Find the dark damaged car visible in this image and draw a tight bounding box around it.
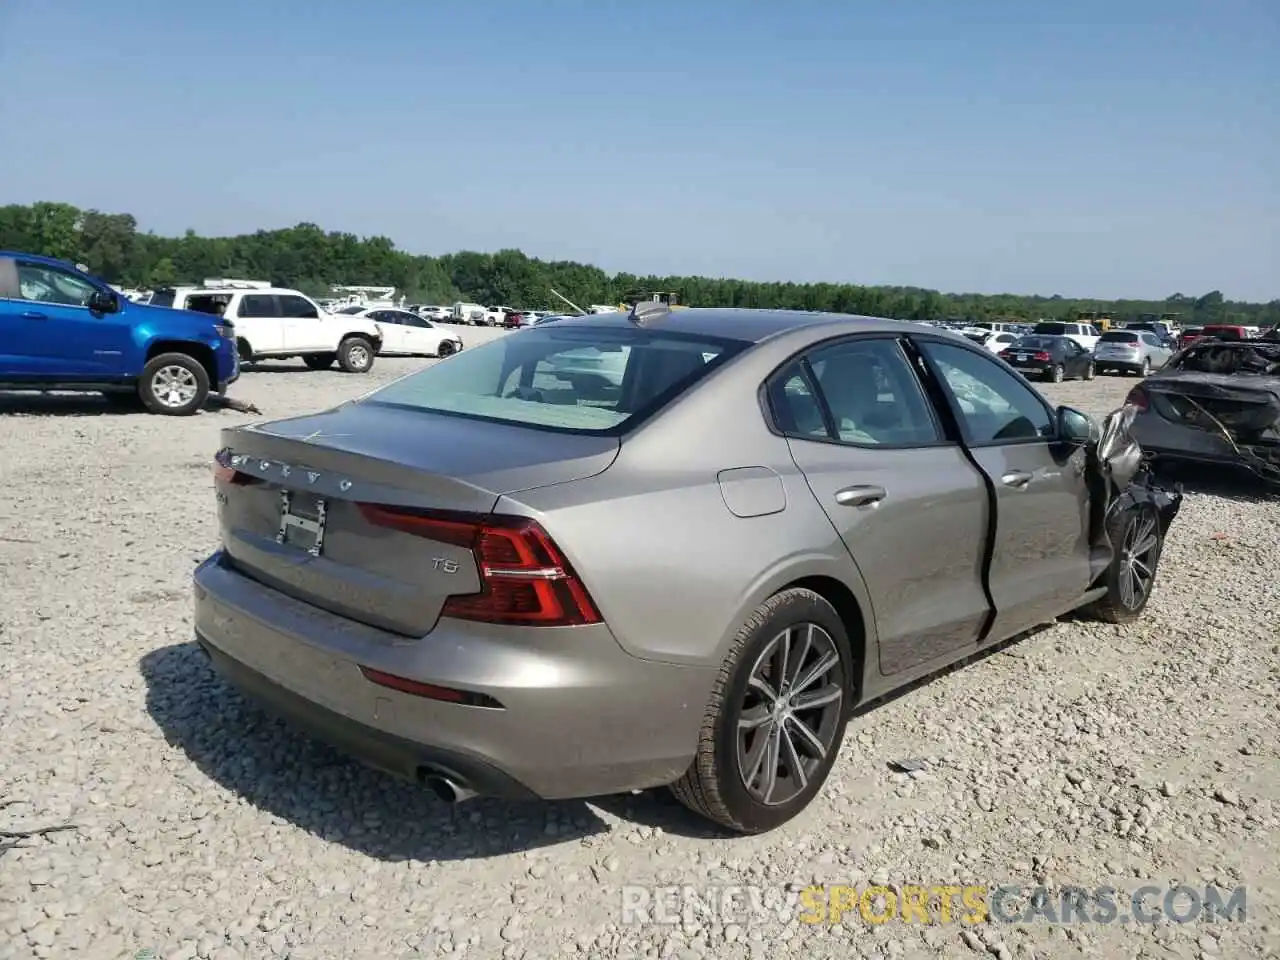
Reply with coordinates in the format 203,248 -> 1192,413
193,310 -> 1182,834
1127,338 -> 1280,485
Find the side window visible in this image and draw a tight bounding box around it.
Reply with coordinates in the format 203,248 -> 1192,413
918,340 -> 1054,443
772,339 -> 941,446
278,295 -> 319,319
238,295 -> 278,318
766,362 -> 829,440
15,261 -> 98,307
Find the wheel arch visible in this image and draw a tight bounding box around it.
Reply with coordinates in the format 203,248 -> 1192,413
725,557 -> 878,708
145,339 -> 216,387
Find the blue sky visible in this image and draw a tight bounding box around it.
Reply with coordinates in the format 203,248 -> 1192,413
1,0 -> 1276,300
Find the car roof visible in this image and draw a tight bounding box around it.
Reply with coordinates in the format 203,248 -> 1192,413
546,307 -> 938,344
182,286 -> 304,296
0,250 -> 88,271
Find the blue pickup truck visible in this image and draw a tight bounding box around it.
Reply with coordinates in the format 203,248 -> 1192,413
0,251 -> 239,415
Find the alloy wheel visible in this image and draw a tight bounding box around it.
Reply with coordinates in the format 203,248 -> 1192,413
347,343 -> 371,369
1118,511 -> 1159,610
736,623 -> 844,806
151,366 -> 199,408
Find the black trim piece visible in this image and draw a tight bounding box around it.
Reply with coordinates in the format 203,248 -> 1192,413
197,635 -> 540,801
800,356 -> 839,441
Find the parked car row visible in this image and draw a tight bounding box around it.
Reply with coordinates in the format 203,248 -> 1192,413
0,255 -> 468,416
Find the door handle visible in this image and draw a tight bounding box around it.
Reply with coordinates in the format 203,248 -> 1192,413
834,484 -> 887,507
1001,470 -> 1034,488
21,310 -> 47,320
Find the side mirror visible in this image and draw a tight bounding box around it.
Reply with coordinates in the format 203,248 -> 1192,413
89,289 -> 120,314
1056,405 -> 1096,446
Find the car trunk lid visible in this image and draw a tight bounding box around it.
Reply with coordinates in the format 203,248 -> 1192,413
214,403 -> 619,636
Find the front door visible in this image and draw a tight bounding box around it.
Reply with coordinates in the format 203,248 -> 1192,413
768,336 -> 992,675
915,338 -> 1092,643
277,294 -> 328,352
10,259 -> 129,376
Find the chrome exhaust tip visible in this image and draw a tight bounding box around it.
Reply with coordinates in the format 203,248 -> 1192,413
421,771 -> 478,804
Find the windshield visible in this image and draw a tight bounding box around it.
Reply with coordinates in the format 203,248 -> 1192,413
150,289 -> 176,308
1011,336 -> 1056,350
1032,323 -> 1069,336
1100,332 -> 1139,343
336,305 -> 365,315
365,325 -> 749,434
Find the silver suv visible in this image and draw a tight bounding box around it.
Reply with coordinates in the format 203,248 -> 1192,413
1094,330 -> 1174,376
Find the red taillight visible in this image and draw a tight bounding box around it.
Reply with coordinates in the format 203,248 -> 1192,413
1126,386 -> 1149,411
357,505 -> 603,627
213,448 -> 261,485
1033,351 -> 1052,362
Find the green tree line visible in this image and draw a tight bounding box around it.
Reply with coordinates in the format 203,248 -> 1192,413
2,201 -> 1276,328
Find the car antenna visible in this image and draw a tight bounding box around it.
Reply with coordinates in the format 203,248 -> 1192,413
549,288 -> 588,316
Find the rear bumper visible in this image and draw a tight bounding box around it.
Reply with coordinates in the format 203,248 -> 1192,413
196,637 -> 537,799
192,551 -> 715,800
1095,359 -> 1144,372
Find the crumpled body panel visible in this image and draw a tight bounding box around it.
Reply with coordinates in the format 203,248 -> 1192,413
1086,404 -> 1183,576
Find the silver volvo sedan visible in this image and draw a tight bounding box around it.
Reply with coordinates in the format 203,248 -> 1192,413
194,306 -> 1181,833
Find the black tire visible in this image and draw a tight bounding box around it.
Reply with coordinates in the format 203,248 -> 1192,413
303,353 -> 336,370
1045,365 -> 1065,383
437,341 -> 456,358
670,588 -> 854,834
336,336 -> 375,373
1082,502 -> 1164,625
236,339 -> 254,362
138,353 -> 210,416
1083,361 -> 1096,381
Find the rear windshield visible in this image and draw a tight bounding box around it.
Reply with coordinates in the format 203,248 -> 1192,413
1100,331 -> 1139,343
1033,323 -> 1069,336
150,289 -> 175,308
1011,336 -> 1056,350
366,325 -> 749,434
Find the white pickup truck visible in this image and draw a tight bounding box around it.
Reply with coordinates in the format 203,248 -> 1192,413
150,281 -> 383,372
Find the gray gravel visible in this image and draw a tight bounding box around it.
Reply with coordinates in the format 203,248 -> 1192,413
1,333 -> 1277,959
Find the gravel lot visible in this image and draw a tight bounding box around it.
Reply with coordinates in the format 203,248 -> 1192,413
1,328 -> 1277,960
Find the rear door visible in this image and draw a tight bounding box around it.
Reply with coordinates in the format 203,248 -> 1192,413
236,294 -> 285,353
1141,332 -> 1171,368
914,338 -> 1092,642
397,311 -> 439,353
1061,337 -> 1090,376
769,335 -> 992,675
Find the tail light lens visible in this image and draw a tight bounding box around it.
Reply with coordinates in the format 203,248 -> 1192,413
214,322 -> 235,338
1033,351 -> 1052,362
213,447 -> 261,485
1126,386 -> 1149,411
357,505 -> 602,627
